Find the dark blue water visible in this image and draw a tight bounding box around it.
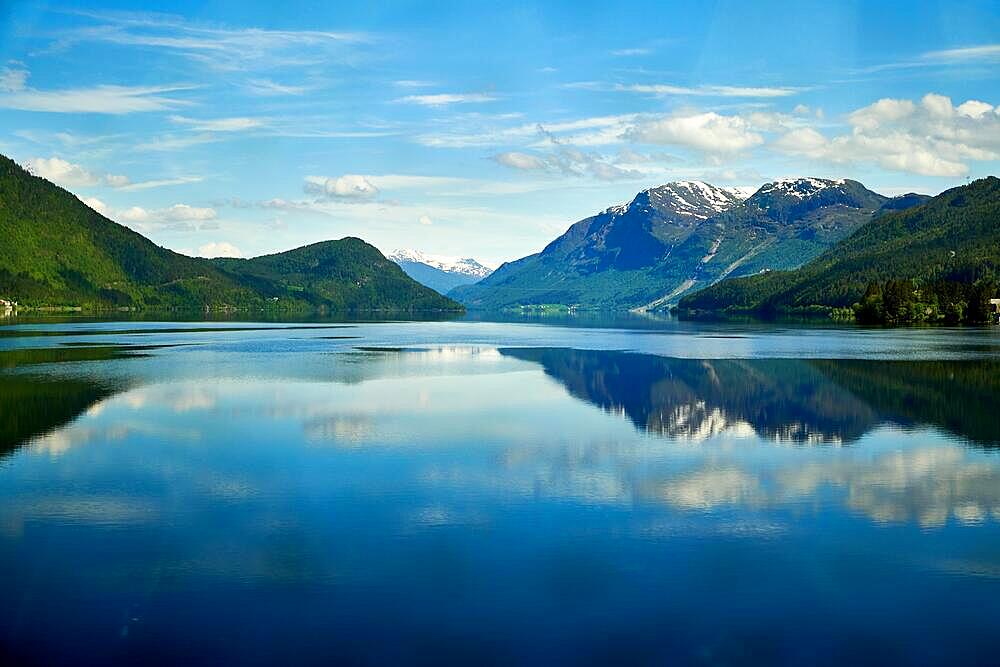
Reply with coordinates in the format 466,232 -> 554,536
1,319 -> 1000,665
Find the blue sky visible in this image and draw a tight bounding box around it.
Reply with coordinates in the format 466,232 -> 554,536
1,1 -> 998,264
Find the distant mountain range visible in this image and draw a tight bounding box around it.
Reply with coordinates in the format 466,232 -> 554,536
451,178 -> 927,311
0,154 -> 461,312
388,249 -> 493,295
678,176 -> 1000,322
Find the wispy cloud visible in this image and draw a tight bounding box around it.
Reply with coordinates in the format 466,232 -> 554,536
393,80 -> 435,88
135,133 -> 220,152
118,176 -> 203,191
857,43 -> 1000,74
0,67 -> 194,113
493,126 -> 644,181
617,83 -> 800,98
244,78 -> 310,96
922,43 -> 1000,63
610,47 -> 653,57
415,114 -> 638,149
395,93 -> 498,107
169,115 -> 265,132
0,66 -> 28,92
54,10 -> 372,71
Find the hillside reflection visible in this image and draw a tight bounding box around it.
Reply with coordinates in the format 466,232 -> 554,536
500,348 -> 1000,446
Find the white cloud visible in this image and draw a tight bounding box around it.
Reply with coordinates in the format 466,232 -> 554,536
169,115 -> 265,132
630,112 -> 765,153
848,98 -> 916,130
111,203 -> 218,230
493,151 -> 547,170
304,174 -> 379,198
81,197 -> 108,215
0,66 -> 28,92
26,156 -> 130,188
773,93 -> 1000,177
772,127 -> 828,155
119,206 -> 150,222
163,204 -> 217,221
921,93 -> 954,118
395,93 -> 498,107
197,242 -> 242,258
957,100 -> 994,119
24,156 -> 200,192
418,215 -> 433,226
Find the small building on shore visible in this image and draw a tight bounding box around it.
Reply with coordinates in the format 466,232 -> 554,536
990,298 -> 1000,324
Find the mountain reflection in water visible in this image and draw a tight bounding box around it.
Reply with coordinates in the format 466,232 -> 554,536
499,348 -> 1000,446
2,334 -> 1000,665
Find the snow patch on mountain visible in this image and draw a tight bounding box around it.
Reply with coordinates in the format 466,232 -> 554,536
388,249 -> 494,279
604,180 -> 746,220
755,177 -> 848,200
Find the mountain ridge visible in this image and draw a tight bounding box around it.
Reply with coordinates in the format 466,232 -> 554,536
452,177 -> 910,311
0,154 -> 462,312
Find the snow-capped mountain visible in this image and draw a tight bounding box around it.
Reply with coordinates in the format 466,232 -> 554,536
388,249 -> 493,279
451,177 -> 917,311
604,180 -> 748,221
755,177 -> 847,199
387,249 -> 494,295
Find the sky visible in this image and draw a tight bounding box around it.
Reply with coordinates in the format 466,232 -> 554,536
1,1 -> 998,266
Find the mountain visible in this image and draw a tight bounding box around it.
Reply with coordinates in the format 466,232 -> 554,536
451,178 -> 894,311
0,154 -> 461,312
387,249 -> 493,295
678,176 -> 1000,322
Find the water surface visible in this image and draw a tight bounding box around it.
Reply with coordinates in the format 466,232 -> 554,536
1,319 -> 999,665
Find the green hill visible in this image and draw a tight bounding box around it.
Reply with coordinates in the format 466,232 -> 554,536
0,154 -> 461,312
214,240 -> 458,311
677,177 -> 1000,324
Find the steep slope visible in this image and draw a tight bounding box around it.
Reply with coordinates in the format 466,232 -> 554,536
452,178 -> 890,311
678,176 -> 1000,317
0,154 -> 257,308
0,154 -> 461,312
451,181 -> 747,310
388,249 -> 492,294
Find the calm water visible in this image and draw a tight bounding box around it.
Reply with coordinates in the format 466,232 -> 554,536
2,318 -> 1000,665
